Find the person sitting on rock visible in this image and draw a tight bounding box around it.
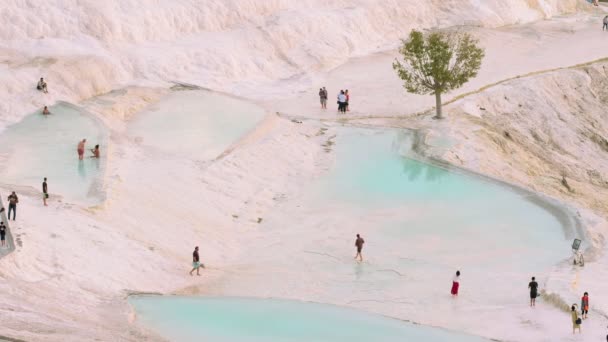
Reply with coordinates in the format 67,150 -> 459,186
37,78 -> 48,93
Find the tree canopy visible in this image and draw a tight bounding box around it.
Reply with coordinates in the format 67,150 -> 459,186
393,30 -> 484,118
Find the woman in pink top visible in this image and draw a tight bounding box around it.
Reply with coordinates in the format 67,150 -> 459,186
345,89 -> 350,111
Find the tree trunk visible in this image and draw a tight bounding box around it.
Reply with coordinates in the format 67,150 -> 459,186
434,92 -> 443,119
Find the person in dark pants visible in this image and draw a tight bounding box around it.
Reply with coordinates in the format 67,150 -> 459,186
42,178 -> 49,206
354,234 -> 365,262
528,276 -> 538,307
0,221 -> 6,247
7,192 -> 18,221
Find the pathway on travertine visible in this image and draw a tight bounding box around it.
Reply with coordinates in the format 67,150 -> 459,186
0,195 -> 16,258
266,12 -> 608,120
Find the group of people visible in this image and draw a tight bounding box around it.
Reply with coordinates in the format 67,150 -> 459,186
318,87 -> 350,113
77,139 -> 100,160
528,276 -> 591,334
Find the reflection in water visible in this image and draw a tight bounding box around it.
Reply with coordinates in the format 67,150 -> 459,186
400,159 -> 448,183
78,160 -> 86,179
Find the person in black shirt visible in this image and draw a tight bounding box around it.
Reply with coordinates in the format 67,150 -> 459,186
42,178 -> 48,206
354,234 -> 365,262
0,221 -> 6,247
528,276 -> 539,307
189,246 -> 204,276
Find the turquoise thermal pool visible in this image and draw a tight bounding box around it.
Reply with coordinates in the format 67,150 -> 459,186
0,103 -> 106,204
206,128 -> 573,316
128,90 -> 266,160
129,296 -> 490,342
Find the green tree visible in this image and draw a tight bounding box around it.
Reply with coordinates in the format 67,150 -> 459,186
393,30 -> 484,119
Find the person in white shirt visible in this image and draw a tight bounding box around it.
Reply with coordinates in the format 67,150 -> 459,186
337,90 -> 347,113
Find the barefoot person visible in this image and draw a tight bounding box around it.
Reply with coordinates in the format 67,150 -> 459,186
77,139 -> 86,160
451,270 -> 461,296
0,222 -> 6,247
42,177 -> 48,206
581,292 -> 589,319
37,78 -> 48,93
7,192 -> 18,221
354,234 -> 364,262
42,106 -> 50,115
189,246 -> 204,276
90,145 -> 100,158
529,276 -> 538,307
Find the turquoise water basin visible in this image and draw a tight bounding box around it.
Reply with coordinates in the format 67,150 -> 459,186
0,103 -> 106,204
128,90 -> 266,160
129,296 -> 489,342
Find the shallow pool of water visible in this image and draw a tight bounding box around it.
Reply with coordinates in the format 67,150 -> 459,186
208,127 -> 573,323
129,90 -> 266,160
0,103 -> 106,204
130,296 -> 489,342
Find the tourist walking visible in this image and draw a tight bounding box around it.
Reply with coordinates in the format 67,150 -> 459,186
319,87 -> 328,109
603,16 -> 608,31
451,270 -> 461,296
77,139 -> 87,160
572,304 -> 582,333
7,192 -> 18,221
189,246 -> 204,276
37,78 -> 48,93
528,276 -> 538,307
581,292 -> 589,319
354,234 -> 364,262
42,178 -> 48,206
0,221 -> 6,247
337,90 -> 347,113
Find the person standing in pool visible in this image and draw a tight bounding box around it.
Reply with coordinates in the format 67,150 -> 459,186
42,177 -> 48,206
0,221 -> 6,247
451,270 -> 461,296
528,276 -> 538,307
7,192 -> 18,221
189,246 -> 204,276
77,139 -> 86,160
354,234 -> 364,262
42,106 -> 50,115
90,145 -> 100,158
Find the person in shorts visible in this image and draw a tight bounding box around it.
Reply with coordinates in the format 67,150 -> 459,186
189,246 -> 204,276
354,234 -> 364,262
319,87 -> 328,109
